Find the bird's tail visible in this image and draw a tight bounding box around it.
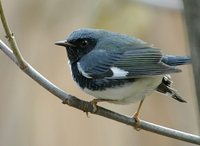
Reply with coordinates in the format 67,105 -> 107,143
156,75 -> 187,103
162,55 -> 191,66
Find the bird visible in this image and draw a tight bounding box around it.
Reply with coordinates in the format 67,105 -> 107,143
55,28 -> 190,128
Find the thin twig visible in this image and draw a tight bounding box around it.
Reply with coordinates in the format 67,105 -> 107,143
0,40 -> 200,145
0,0 -> 26,69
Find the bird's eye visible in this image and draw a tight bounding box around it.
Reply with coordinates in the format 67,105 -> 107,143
80,40 -> 89,47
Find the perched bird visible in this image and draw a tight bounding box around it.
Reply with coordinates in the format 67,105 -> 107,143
55,28 -> 190,126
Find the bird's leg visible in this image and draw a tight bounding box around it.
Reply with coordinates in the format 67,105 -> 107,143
132,99 -> 144,131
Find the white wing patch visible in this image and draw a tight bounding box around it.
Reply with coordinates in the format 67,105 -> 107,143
68,61 -> 73,76
110,67 -> 128,77
77,63 -> 128,79
77,62 -> 92,78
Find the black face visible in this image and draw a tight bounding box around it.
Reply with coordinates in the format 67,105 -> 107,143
66,37 -> 97,63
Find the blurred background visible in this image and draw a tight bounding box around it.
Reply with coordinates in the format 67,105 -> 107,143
0,0 -> 198,146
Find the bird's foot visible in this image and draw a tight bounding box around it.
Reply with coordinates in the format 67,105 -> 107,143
90,99 -> 98,113
132,99 -> 144,131
89,98 -> 114,113
132,112 -> 141,131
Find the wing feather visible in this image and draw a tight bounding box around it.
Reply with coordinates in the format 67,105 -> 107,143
78,45 -> 181,79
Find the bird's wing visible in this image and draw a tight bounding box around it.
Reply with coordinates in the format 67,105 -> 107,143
78,46 -> 181,79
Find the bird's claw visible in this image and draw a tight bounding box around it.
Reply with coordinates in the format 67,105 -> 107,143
132,112 -> 141,131
90,100 -> 98,113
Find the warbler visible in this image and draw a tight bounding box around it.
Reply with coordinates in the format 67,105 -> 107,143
55,28 -> 190,124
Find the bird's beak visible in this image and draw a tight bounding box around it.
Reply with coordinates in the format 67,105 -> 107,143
55,40 -> 75,47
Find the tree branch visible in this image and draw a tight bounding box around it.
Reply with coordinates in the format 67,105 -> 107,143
0,0 -> 26,69
0,1 -> 200,145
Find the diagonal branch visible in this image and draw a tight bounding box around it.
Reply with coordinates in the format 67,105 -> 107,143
0,0 -> 200,145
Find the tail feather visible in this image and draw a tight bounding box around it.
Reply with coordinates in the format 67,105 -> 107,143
156,75 -> 187,103
162,55 -> 191,66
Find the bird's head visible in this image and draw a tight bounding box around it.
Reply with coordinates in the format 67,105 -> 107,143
55,28 -> 105,63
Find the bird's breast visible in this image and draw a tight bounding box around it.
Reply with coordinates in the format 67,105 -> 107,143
84,76 -> 163,104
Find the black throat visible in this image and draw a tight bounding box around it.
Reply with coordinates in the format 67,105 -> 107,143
70,62 -> 136,91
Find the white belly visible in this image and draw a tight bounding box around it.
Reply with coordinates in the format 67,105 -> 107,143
83,76 -> 163,104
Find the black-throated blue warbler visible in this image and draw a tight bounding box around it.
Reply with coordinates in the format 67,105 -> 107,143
55,28 -> 190,125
